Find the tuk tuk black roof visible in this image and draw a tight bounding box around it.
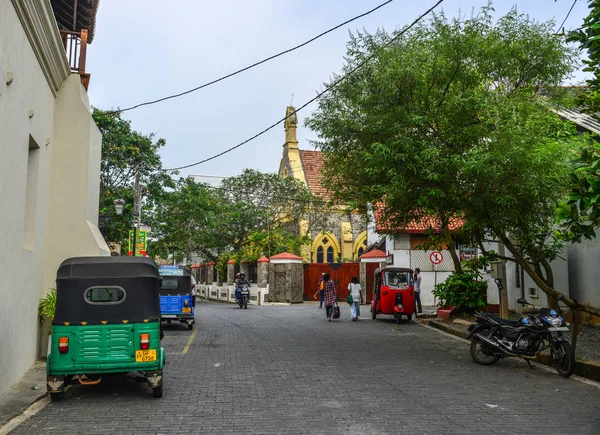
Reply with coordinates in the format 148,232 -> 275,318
57,256 -> 160,279
54,256 -> 161,325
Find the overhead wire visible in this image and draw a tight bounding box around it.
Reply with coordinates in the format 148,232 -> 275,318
557,0 -> 578,33
163,0 -> 445,172
98,0 -> 396,116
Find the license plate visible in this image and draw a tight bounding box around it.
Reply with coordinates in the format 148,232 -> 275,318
548,327 -> 569,332
162,314 -> 177,318
135,349 -> 157,362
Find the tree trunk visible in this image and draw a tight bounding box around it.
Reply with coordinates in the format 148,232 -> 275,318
446,239 -> 463,274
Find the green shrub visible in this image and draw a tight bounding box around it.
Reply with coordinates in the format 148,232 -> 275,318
38,288 -> 57,322
432,256 -> 489,311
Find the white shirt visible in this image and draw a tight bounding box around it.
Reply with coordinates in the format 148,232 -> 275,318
191,275 -> 197,295
347,283 -> 361,302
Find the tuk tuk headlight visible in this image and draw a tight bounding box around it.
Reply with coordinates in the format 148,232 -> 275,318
397,304 -> 403,310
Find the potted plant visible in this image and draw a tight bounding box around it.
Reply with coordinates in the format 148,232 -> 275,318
39,288 -> 57,357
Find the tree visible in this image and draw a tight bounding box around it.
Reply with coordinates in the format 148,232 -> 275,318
215,169 -> 329,254
93,108 -> 174,254
306,7 -> 600,316
149,177 -> 224,262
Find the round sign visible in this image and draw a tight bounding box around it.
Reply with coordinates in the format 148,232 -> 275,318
430,251 -> 444,265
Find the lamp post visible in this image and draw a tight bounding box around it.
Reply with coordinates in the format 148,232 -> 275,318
98,198 -> 126,236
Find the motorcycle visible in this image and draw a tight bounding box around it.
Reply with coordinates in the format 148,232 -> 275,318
467,297 -> 575,377
237,283 -> 249,309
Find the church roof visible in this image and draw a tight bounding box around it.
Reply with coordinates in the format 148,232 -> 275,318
298,150 -> 330,200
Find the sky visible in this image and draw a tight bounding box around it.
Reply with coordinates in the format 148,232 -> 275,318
87,0 -> 591,180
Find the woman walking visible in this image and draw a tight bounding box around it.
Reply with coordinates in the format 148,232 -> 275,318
347,276 -> 362,321
323,273 -> 337,321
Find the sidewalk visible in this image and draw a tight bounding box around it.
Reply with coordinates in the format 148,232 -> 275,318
0,361 -> 47,430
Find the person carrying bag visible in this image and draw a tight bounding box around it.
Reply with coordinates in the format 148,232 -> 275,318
347,276 -> 362,321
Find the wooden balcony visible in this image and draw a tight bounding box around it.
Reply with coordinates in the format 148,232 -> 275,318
60,29 -> 90,90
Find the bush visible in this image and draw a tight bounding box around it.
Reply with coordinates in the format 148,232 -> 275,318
432,256 -> 489,311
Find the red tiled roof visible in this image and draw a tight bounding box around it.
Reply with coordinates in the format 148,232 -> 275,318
374,204 -> 464,234
360,249 -> 387,259
227,259 -> 236,264
269,252 -> 303,261
298,150 -> 331,200
257,256 -> 270,263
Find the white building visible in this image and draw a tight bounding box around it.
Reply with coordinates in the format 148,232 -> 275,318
0,0 -> 108,396
368,207 -> 569,311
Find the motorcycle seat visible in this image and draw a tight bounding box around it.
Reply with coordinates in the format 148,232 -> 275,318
485,314 -> 521,327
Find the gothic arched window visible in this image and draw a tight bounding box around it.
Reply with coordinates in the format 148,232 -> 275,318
357,247 -> 365,258
317,246 -> 324,263
327,246 -> 334,263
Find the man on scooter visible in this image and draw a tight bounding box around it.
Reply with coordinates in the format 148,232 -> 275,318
236,273 -> 249,301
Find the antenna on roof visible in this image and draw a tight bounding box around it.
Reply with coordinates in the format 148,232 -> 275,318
290,93 -> 294,106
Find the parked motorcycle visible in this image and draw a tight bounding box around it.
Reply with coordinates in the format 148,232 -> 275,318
238,283 -> 249,309
467,297 -> 575,377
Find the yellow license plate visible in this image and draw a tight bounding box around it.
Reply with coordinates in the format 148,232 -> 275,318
135,349 -> 157,362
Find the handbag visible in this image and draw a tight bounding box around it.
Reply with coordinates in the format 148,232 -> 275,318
347,294 -> 353,305
333,302 -> 341,319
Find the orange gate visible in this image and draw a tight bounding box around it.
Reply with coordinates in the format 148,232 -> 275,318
303,263 -> 360,301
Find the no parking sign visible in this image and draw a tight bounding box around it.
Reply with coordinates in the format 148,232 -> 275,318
429,251 -> 443,265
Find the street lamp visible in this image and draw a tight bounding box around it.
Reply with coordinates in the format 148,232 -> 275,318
114,198 -> 125,216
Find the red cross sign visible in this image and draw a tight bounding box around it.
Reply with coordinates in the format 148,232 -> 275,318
430,251 -> 444,265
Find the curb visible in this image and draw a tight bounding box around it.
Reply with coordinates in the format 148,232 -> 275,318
427,320 -> 600,383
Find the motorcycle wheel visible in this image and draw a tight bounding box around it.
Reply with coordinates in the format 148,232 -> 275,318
470,330 -> 500,365
553,341 -> 575,378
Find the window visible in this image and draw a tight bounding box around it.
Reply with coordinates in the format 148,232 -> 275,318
317,246 -> 324,263
327,246 -> 334,263
357,247 -> 365,258
161,279 -> 179,290
84,287 -> 126,305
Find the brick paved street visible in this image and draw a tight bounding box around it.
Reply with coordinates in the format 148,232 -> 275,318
10,302 -> 600,435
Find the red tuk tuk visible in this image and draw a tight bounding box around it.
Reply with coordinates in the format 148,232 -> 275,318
371,267 -> 415,323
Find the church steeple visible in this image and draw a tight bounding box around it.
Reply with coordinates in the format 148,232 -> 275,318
284,105 -> 298,149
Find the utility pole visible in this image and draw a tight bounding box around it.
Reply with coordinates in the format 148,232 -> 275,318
133,165 -> 141,257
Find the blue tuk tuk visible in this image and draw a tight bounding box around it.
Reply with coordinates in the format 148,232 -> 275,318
158,265 -> 195,330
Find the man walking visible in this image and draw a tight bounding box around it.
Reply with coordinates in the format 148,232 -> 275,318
313,273 -> 325,308
413,268 -> 422,314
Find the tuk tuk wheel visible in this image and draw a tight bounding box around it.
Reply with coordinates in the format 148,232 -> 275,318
50,392 -> 64,402
396,314 -> 401,325
187,323 -> 193,330
371,302 -> 377,319
166,320 -> 171,324
152,383 -> 163,398
406,313 -> 413,321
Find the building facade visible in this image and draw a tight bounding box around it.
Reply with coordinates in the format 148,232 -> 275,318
0,0 -> 108,396
277,106 -> 367,263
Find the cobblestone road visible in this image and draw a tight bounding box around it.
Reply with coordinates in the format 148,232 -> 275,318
11,302 -> 600,434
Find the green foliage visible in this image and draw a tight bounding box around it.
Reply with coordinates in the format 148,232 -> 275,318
306,5 -> 581,291
237,229 -> 310,262
432,257 -> 489,310
38,288 -> 57,326
93,108 -> 174,254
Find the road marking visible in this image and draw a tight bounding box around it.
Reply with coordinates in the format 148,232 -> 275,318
0,396 -> 50,435
167,329 -> 197,355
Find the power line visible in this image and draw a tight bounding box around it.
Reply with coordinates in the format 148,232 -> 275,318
99,0 -> 395,116
557,0 -> 578,32
163,0 -> 444,172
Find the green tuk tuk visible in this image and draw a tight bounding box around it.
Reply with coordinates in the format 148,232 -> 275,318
46,257 -> 165,401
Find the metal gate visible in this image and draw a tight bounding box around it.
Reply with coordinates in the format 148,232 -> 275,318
303,263 -> 360,301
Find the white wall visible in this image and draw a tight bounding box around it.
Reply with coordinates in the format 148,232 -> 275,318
0,2 -> 108,396
567,231 -> 600,307
0,0 -> 58,396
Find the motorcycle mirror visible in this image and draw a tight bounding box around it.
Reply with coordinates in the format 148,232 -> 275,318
516,297 -> 530,305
